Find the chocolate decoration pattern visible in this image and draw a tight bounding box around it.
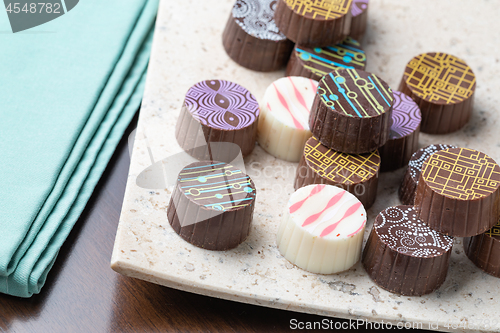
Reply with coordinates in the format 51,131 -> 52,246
309,68 -> 394,154
176,80 -> 260,158
399,52 -> 476,134
223,0 -> 294,72
415,148 -> 500,237
258,77 -> 318,162
349,0 -> 369,41
295,136 -> 380,208
398,144 -> 457,205
167,161 -> 256,251
285,37 -> 366,80
276,184 -> 366,274
464,218 -> 500,278
274,0 -> 353,47
362,205 -> 454,296
379,91 -> 421,172
234,0 -> 286,41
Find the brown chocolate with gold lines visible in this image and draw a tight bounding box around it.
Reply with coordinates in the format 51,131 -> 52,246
294,136 -> 380,208
464,218 -> 500,278
415,147 -> 500,237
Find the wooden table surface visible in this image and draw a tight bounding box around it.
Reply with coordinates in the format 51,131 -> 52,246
0,113 -> 431,333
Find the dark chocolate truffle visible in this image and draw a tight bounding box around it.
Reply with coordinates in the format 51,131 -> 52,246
285,37 -> 366,80
176,80 -> 260,158
294,136 -> 380,208
415,148 -> 500,237
274,0 -> 353,47
222,0 -> 294,72
309,68 -> 394,154
362,205 -> 454,296
398,52 -> 476,134
399,144 -> 457,205
349,0 -> 369,41
379,91 -> 421,172
464,219 -> 500,278
167,161 -> 256,251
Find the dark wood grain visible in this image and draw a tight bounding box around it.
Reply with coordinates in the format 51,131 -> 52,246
0,112 -> 431,333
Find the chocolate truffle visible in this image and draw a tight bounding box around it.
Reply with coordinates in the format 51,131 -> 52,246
464,219 -> 500,278
398,52 -> 476,134
274,0 -> 353,47
176,80 -> 260,159
399,144 -> 457,205
349,0 -> 369,41
294,136 -> 380,208
167,161 -> 256,251
277,184 -> 366,274
379,91 -> 421,172
362,205 -> 454,296
258,77 -> 318,162
222,0 -> 294,72
309,68 -> 394,154
415,148 -> 500,237
285,37 -> 366,80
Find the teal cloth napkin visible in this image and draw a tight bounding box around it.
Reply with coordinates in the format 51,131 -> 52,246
0,0 -> 158,297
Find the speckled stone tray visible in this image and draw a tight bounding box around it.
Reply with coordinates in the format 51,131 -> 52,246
111,0 -> 500,332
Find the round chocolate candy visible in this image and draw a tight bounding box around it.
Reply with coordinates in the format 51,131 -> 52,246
277,184 -> 366,274
398,144 -> 457,205
285,37 -> 366,81
415,148 -> 500,237
464,219 -> 500,278
167,161 -> 256,251
362,205 -> 454,296
398,52 -> 476,134
274,0 -> 353,47
222,0 -> 294,72
294,136 -> 380,208
258,76 -> 318,162
309,68 -> 394,154
349,0 -> 369,41
176,80 -> 260,158
378,91 -> 421,172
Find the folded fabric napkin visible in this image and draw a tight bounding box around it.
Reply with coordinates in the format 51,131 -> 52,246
0,0 -> 158,297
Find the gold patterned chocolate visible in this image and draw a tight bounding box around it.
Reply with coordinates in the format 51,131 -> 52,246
421,148 -> 500,201
403,52 -> 476,104
284,0 -> 352,20
486,219 -> 500,239
304,137 -> 380,184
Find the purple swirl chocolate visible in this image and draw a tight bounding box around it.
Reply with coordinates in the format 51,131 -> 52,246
222,0 -> 294,72
362,205 -> 454,296
176,80 -> 260,158
350,0 -> 369,41
379,91 -> 421,172
398,144 -> 457,205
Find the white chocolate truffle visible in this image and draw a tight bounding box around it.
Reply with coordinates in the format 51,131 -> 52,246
276,184 -> 366,274
258,76 -> 318,162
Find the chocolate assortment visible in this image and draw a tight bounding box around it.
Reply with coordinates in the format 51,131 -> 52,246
362,206 -> 454,296
166,0 -> 497,300
294,136 -> 380,208
309,68 -> 394,154
399,52 -> 476,134
274,0 -> 353,47
222,0 -> 294,72
167,161 -> 256,251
